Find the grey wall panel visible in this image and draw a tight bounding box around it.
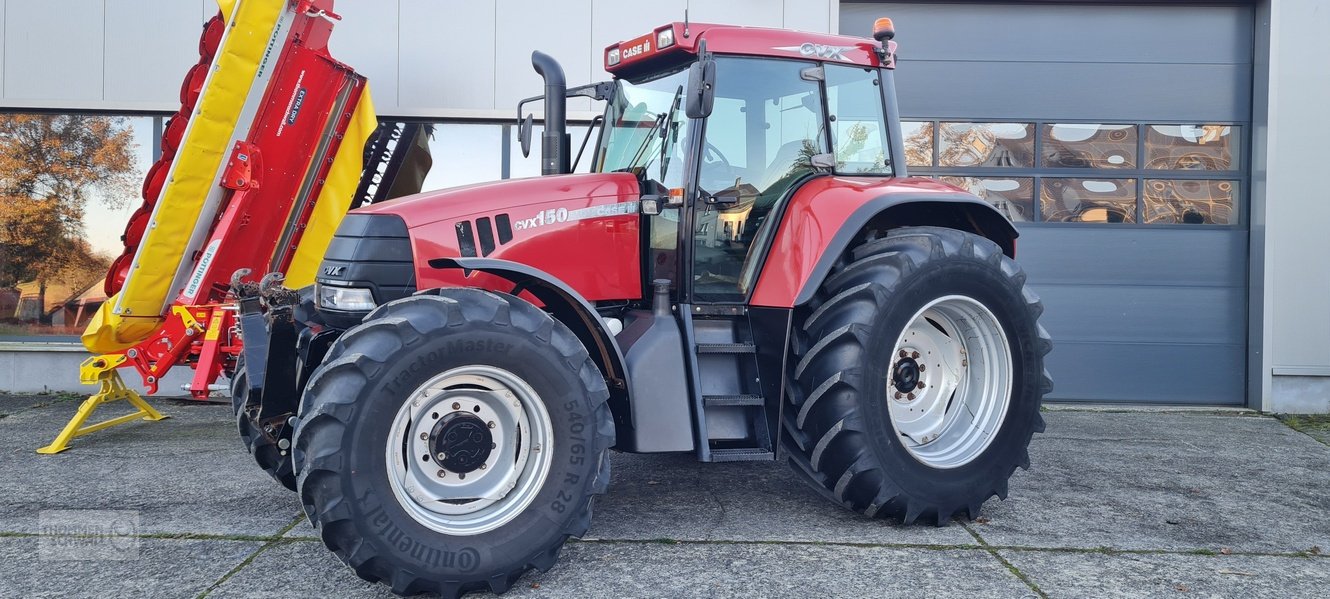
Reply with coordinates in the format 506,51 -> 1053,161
1047,342 -> 1244,404
494,0 -> 593,117
329,0 -> 401,113
841,3 -> 1253,65
895,61 -> 1251,122
785,0 -> 833,34
398,0 -> 495,114
5,0 -> 103,102
1033,285 -> 1246,346
1016,228 -> 1247,288
104,0 -> 199,107
1019,227 -> 1248,403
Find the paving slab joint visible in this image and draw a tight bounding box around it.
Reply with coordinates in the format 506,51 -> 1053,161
195,512 -> 306,599
961,520 -> 1049,599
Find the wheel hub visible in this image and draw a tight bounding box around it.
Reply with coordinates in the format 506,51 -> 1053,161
892,356 -> 922,394
429,413 -> 493,473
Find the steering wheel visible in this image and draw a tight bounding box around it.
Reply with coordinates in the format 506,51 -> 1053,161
703,141 -> 733,172
700,141 -> 737,191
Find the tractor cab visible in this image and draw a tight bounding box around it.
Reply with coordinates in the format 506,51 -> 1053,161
577,22 -> 901,305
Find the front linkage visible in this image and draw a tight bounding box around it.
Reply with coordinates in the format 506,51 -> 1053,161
229,269 -> 336,490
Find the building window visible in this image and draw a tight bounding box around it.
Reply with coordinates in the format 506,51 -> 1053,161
939,122 -> 1033,168
1042,123 -> 1136,169
0,113 -> 154,336
900,121 -> 933,168
905,120 -> 1244,226
1040,178 -> 1137,223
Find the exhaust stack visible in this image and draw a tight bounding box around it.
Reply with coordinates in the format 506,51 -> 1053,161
531,51 -> 570,175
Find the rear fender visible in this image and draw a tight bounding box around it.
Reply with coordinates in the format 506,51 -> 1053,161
750,179 -> 1018,308
428,257 -> 630,398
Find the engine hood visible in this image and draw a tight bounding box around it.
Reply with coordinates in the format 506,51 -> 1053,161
354,172 -> 641,229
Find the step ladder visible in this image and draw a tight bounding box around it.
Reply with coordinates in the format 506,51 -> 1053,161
682,305 -> 775,462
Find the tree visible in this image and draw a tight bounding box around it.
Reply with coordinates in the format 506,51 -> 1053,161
0,114 -> 138,323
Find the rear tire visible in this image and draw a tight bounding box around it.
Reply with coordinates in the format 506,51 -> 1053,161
292,289 -> 614,597
782,226 -> 1052,525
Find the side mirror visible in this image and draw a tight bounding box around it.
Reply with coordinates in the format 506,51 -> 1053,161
519,114 -> 534,158
685,59 -> 715,119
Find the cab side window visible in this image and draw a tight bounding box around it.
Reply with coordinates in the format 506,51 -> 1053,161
824,65 -> 893,175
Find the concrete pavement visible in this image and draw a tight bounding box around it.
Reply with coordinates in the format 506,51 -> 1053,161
1,393 -> 1327,598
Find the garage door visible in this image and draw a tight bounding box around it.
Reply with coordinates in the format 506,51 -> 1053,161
841,3 -> 1252,404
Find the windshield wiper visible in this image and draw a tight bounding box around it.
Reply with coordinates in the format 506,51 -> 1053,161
625,85 -> 683,176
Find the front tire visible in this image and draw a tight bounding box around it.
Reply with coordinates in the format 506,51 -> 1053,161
782,226 -> 1052,525
292,290 -> 614,597
231,359 -> 297,491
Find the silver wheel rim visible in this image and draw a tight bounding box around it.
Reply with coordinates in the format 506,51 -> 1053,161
385,365 -> 554,536
885,295 -> 1013,469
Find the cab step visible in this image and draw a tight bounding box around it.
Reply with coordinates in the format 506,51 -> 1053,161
703,394 -> 765,407
696,342 -> 756,354
710,447 -> 775,462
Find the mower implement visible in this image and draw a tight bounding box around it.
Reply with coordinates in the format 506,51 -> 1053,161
42,0 -> 387,452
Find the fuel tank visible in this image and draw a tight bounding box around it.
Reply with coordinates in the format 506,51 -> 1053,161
317,172 -> 644,309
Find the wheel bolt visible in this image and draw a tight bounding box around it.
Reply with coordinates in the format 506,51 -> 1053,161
894,392 -> 903,399
911,351 -> 920,359
918,364 -> 926,372
420,432 -> 428,440
898,349 -> 908,358
452,402 -> 461,410
437,469 -> 446,478
491,443 -> 496,449
907,393 -> 916,400
437,452 -> 447,461
488,421 -> 496,429
917,381 -> 926,390
479,464 -> 487,470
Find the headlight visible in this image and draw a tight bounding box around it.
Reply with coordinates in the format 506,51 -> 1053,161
318,284 -> 377,312
656,27 -> 674,49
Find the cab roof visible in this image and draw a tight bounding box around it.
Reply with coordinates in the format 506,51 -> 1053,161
604,22 -> 892,78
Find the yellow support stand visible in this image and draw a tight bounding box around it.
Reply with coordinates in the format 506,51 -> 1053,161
36,355 -> 168,454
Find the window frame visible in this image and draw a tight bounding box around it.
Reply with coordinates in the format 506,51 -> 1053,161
900,117 -> 1249,228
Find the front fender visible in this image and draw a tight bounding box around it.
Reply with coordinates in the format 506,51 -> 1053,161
750,177 -> 1018,307
428,256 -> 629,396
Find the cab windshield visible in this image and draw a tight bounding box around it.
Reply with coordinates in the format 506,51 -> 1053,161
593,66 -> 691,188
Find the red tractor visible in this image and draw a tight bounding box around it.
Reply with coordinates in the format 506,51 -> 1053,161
234,18 -> 1051,597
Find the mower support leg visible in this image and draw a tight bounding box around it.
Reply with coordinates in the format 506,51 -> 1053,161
37,356 -> 168,454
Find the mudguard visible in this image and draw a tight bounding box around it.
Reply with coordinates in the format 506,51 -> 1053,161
750,176 -> 1019,308
428,257 -> 630,396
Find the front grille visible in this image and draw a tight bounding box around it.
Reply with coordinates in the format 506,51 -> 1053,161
316,213 -> 416,307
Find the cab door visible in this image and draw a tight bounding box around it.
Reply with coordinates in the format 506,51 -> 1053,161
686,57 -> 826,304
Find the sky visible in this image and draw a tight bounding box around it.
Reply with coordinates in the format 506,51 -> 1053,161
84,116 -> 156,257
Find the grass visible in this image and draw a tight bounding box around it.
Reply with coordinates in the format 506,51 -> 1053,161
1277,414 -> 1330,431
1277,414 -> 1330,446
